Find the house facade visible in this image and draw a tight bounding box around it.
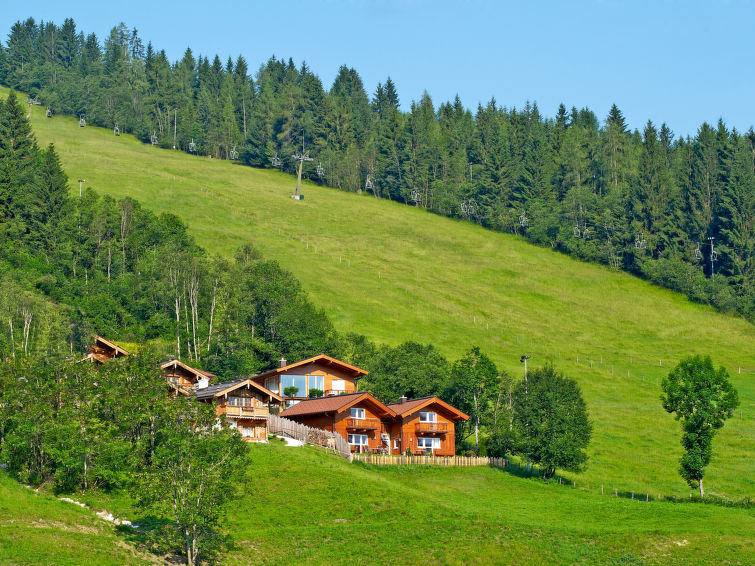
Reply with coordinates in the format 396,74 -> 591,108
161,358 -> 216,397
385,396 -> 469,457
280,392 -> 469,456
195,378 -> 283,442
82,335 -> 130,362
251,355 -> 368,408
279,392 -> 396,453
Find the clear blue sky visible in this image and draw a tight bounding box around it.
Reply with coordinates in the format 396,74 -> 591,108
2,0 -> 753,138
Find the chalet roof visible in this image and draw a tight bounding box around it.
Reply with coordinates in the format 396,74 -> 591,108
387,396 -> 469,421
194,378 -> 283,403
280,392 -> 395,418
252,355 -> 368,381
161,358 -> 216,379
93,335 -> 130,357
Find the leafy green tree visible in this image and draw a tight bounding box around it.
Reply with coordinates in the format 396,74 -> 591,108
360,341 -> 450,404
138,397 -> 246,566
512,364 -> 592,478
661,355 -> 739,497
447,346 -> 498,454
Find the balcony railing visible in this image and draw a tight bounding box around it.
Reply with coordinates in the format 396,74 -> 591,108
346,418 -> 379,430
324,389 -> 348,396
415,422 -> 448,434
223,405 -> 269,418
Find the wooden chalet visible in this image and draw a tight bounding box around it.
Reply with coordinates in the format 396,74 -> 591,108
279,392 -> 396,453
385,396 -> 469,457
82,335 -> 130,363
251,355 -> 368,408
161,358 -> 216,397
195,378 -> 283,442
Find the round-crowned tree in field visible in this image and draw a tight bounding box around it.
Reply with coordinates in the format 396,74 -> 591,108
512,364 -> 591,478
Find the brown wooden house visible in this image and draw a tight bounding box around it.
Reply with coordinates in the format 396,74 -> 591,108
385,396 -> 469,456
82,335 -> 130,363
161,358 -> 216,397
251,355 -> 368,408
195,378 -> 283,442
279,392 -> 396,453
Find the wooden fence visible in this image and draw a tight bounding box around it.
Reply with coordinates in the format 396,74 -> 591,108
267,414 -> 351,458
352,454 -> 509,468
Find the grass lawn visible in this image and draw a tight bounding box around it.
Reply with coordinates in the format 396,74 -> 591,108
108,443 -> 755,565
0,472 -> 155,565
4,87 -> 754,498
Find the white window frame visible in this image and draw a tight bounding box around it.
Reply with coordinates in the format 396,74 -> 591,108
417,437 -> 441,449
350,407 -> 365,419
419,411 -> 437,422
331,379 -> 346,392
348,433 -> 368,446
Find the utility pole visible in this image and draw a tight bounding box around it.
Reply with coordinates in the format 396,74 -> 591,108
468,161 -> 473,182
520,354 -> 531,381
23,96 -> 40,118
291,135 -> 312,200
708,236 -> 716,277
173,109 -> 177,150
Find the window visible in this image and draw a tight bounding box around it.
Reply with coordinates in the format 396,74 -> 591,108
350,407 -> 365,419
228,396 -> 253,407
280,374 -> 307,397
348,434 -> 368,446
331,379 -> 346,392
417,437 -> 441,449
393,439 -> 399,449
419,411 -> 437,422
308,374 -> 324,395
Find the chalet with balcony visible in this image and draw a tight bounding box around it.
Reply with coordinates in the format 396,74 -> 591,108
279,392 -> 396,453
161,358 -> 216,397
251,355 -> 368,408
195,378 -> 283,442
385,396 -> 469,456
82,335 -> 130,363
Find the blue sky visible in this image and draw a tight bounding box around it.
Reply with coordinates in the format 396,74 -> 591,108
2,1 -> 753,138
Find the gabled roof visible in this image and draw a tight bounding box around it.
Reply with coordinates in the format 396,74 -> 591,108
93,335 -> 130,357
387,396 -> 469,421
252,355 -> 368,381
280,392 -> 395,418
161,358 -> 216,379
194,378 -> 283,403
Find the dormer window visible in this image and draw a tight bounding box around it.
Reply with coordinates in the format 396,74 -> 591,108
350,407 -> 365,419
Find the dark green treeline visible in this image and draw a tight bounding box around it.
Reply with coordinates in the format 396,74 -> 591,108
1,18 -> 752,319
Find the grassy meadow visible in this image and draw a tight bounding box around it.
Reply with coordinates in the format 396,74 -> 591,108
78,443 -> 755,565
0,472 -> 155,565
5,88 -> 754,498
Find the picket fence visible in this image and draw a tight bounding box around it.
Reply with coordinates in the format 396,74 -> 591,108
352,454 -> 509,468
267,414 -> 351,458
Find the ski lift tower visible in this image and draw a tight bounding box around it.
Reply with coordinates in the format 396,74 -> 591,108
291,140 -> 312,200
23,96 -> 40,118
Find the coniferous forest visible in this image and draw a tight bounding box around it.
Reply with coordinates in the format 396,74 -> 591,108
0,18 -> 753,320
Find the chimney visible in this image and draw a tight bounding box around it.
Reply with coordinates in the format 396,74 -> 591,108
196,377 -> 209,389
279,357 -> 287,368
398,395 -> 407,404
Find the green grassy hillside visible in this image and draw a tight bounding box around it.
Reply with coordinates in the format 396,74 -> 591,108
7,88 -> 754,497
0,472 -> 153,565
84,443 -> 755,565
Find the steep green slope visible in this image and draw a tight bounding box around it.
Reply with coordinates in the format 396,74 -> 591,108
0,472 -> 153,565
145,444 -> 755,564
9,88 -> 753,497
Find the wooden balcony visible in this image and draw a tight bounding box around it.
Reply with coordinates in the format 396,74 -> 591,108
346,418 -> 380,430
415,422 -> 448,434
223,405 -> 269,419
